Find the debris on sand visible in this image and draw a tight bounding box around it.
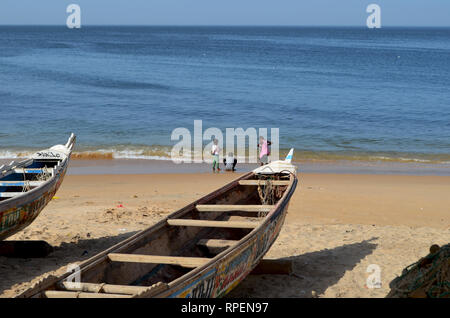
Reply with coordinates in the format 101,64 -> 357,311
387,244 -> 449,298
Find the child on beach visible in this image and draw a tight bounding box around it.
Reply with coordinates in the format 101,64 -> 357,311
211,139 -> 221,172
223,152 -> 237,171
257,136 -> 272,166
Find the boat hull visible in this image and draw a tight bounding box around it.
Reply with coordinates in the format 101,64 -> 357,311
0,166 -> 68,241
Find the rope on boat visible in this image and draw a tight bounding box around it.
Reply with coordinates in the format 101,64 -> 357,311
22,179 -> 30,193
18,166 -> 51,193
256,174 -> 288,217
21,169 -> 29,193
95,283 -> 107,293
387,244 -> 450,298
254,168 -> 296,218
257,176 -> 274,217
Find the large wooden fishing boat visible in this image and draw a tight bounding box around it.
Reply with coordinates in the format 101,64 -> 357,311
0,134 -> 76,241
18,149 -> 298,298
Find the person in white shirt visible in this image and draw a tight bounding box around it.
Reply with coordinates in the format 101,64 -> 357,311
223,152 -> 237,171
211,139 -> 221,172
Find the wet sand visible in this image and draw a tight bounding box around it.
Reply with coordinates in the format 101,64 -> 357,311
67,159 -> 450,176
1,172 -> 449,298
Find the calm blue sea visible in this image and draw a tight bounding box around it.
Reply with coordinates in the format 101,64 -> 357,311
0,26 -> 449,163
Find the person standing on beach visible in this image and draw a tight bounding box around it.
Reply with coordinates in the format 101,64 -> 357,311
211,139 -> 221,172
257,136 -> 271,166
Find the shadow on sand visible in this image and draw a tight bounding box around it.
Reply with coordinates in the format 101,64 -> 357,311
228,238 -> 378,298
2,235 -> 378,298
0,231 -> 138,296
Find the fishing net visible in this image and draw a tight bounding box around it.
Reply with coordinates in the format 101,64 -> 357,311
36,166 -> 52,181
256,175 -> 285,218
387,243 -> 450,298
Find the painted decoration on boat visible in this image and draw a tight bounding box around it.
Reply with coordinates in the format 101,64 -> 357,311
0,188 -> 56,237
169,203 -> 287,298
35,151 -> 62,159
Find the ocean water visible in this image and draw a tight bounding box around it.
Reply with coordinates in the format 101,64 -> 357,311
0,26 -> 449,163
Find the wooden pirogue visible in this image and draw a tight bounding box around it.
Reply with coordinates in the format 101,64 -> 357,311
18,149 -> 298,298
0,134 -> 76,241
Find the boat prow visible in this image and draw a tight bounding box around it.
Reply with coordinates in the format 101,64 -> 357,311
253,148 -> 297,175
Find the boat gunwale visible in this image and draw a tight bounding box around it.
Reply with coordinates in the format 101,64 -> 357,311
0,158 -> 33,176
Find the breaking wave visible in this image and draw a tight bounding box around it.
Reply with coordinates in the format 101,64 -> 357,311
1,146 -> 450,165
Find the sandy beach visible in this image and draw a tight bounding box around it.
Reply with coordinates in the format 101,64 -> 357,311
1,171 -> 449,298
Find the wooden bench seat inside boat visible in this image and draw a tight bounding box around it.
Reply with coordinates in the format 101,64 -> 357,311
59,282 -> 149,294
107,254 -> 210,268
13,168 -> 49,174
0,192 -> 25,198
167,219 -> 260,229
238,180 -> 290,186
196,204 -> 274,212
0,181 -> 44,187
51,281 -> 169,298
44,290 -> 132,298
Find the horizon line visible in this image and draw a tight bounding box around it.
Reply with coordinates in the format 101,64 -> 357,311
1,24 -> 450,28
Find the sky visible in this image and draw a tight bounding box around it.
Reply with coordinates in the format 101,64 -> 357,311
0,0 -> 449,26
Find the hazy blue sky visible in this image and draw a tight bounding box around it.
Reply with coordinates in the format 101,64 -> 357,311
0,0 -> 449,26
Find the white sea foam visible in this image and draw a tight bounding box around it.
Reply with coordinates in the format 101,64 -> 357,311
1,148 -> 449,166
